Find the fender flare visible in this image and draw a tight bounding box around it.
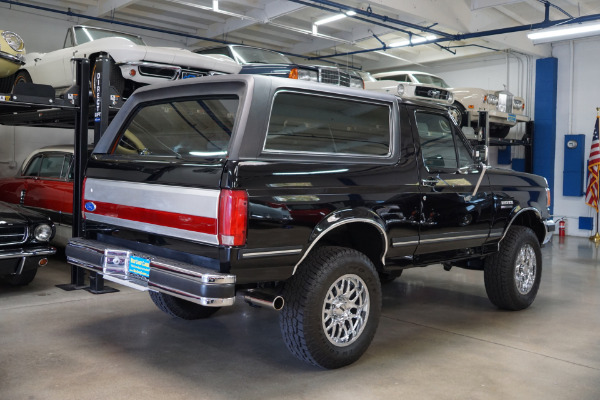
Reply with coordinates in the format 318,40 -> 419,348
500,206 -> 543,242
292,208 -> 388,275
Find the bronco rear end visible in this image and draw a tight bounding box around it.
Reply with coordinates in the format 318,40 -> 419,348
66,77 -> 250,307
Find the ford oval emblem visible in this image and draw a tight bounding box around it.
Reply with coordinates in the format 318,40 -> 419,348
84,202 -> 97,212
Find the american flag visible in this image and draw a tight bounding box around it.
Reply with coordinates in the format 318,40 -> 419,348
585,116 -> 600,211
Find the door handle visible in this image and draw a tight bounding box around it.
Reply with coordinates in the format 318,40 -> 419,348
422,178 -> 438,187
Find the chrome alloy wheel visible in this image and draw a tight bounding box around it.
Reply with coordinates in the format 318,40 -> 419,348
322,274 -> 370,347
515,243 -> 537,295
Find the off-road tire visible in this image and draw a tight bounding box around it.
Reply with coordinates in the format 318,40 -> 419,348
149,291 -> 220,320
2,268 -> 37,286
280,246 -> 382,369
484,226 -> 542,310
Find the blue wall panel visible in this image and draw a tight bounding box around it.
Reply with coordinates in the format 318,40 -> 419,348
533,57 -> 558,214
563,134 -> 586,196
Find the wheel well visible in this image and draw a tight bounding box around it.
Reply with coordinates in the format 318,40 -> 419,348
313,222 -> 385,270
509,210 -> 545,243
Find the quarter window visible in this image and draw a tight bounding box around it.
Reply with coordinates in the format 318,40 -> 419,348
264,92 -> 391,156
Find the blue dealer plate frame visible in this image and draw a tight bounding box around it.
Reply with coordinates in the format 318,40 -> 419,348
128,255 -> 151,278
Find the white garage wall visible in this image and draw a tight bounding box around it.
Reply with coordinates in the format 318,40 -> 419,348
552,36 -> 600,237
0,6 -> 193,178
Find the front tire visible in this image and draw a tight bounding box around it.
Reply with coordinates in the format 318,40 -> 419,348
12,70 -> 32,91
484,226 -> 542,310
280,246 -> 382,369
149,291 -> 220,320
2,268 -> 37,286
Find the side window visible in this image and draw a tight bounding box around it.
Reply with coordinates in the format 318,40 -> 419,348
397,74 -> 409,82
39,154 -> 68,178
61,154 -> 73,179
23,155 -> 42,177
415,112 -> 473,171
264,92 -> 391,157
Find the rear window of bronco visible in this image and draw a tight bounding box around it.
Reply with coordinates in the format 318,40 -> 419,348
264,91 -> 391,157
113,96 -> 239,158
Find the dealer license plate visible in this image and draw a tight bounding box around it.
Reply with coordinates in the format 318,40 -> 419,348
103,250 -> 150,278
181,72 -> 201,79
507,113 -> 517,123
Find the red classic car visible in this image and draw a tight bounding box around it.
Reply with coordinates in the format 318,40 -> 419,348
0,145 -> 78,246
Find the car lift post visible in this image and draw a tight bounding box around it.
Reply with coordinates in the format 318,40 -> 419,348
57,58 -> 89,290
87,55 -> 118,294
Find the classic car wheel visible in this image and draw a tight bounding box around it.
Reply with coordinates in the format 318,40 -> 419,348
279,246 -> 381,369
449,101 -> 466,127
2,268 -> 37,286
484,226 -> 542,310
12,70 -> 31,90
91,57 -> 125,99
149,291 -> 220,320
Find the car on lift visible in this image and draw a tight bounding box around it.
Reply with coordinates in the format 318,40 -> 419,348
362,71 -> 454,106
195,44 -> 364,88
11,25 -> 241,99
0,201 -> 55,286
371,70 -> 529,138
0,145 -> 85,247
0,30 -> 25,92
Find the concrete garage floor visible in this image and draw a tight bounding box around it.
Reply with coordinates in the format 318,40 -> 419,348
1,237 -> 599,400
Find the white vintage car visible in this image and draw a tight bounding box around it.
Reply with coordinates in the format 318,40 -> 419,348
0,30 -> 25,92
362,71 -> 454,106
13,25 -> 241,98
371,70 -> 529,138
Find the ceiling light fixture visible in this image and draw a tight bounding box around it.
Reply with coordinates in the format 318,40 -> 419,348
389,35 -> 436,48
528,22 -> 600,43
314,10 -> 356,26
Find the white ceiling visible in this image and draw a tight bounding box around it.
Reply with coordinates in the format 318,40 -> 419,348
5,0 -> 600,72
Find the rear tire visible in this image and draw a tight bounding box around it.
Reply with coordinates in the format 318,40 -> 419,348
484,226 -> 542,310
149,291 -> 220,320
2,268 -> 37,286
280,246 -> 382,369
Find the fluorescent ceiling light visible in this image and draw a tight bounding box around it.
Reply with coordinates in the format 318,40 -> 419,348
528,22 -> 600,42
389,35 -> 436,48
314,10 -> 356,26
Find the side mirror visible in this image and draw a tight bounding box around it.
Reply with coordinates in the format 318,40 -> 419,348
473,144 -> 488,164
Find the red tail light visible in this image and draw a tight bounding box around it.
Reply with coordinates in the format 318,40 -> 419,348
218,189 -> 248,246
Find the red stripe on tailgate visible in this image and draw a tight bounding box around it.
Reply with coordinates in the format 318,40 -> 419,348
86,200 -> 217,235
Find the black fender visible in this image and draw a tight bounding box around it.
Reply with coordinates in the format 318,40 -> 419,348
292,207 -> 388,275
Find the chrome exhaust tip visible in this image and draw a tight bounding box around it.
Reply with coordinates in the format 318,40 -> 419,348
240,289 -> 284,311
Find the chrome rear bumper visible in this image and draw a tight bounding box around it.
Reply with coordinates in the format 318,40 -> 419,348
66,238 -> 235,307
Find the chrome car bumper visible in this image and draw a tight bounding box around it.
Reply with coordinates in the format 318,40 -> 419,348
543,219 -> 555,245
66,238 -> 236,307
0,246 -> 56,259
0,51 -> 25,66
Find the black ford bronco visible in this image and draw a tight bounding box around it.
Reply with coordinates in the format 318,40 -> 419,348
66,75 -> 554,369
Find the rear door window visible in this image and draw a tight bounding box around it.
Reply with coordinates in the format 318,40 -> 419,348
113,97 -> 239,159
263,92 -> 391,157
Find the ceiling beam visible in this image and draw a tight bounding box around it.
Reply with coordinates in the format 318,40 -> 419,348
84,0 -> 140,17
205,0 -> 306,38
